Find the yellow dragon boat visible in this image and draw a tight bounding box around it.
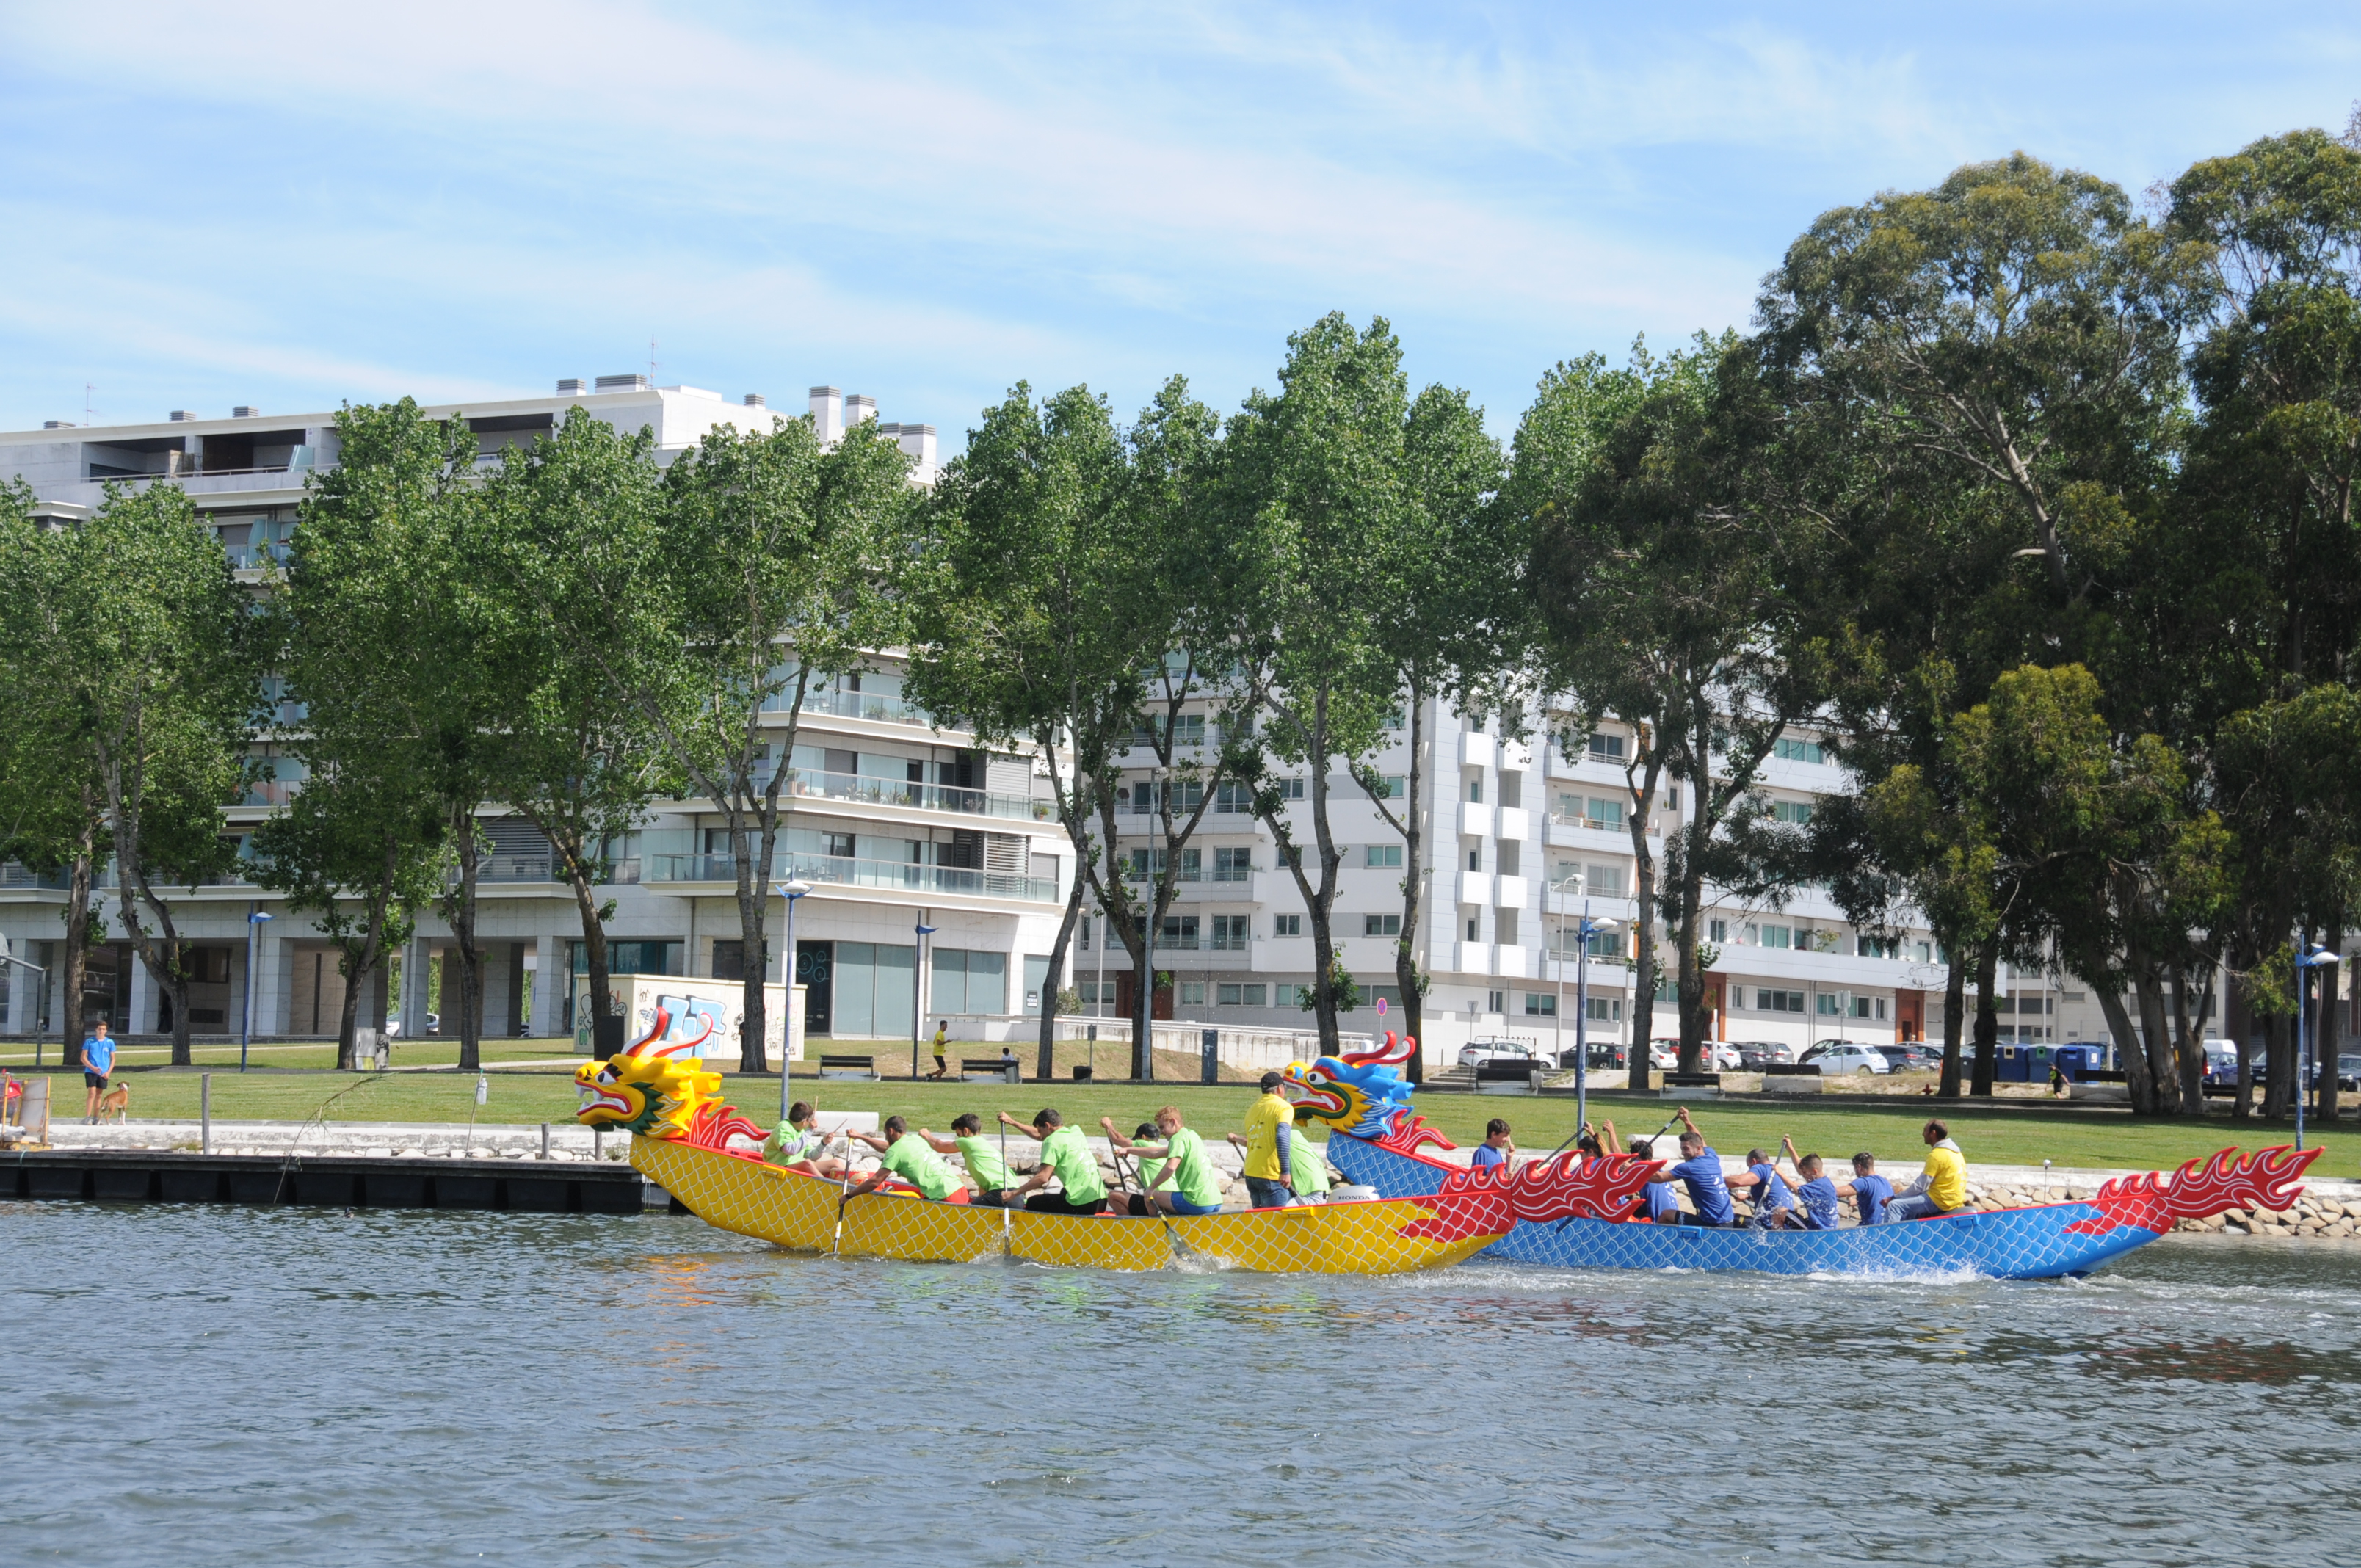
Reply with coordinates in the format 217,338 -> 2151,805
576,1027 -> 1653,1276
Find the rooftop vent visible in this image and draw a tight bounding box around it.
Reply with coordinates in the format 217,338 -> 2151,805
43,420 -> 73,429
742,393 -> 765,407
593,374 -> 650,393
556,378 -> 587,395
167,410 -> 195,421
845,393 -> 877,424
232,405 -> 260,418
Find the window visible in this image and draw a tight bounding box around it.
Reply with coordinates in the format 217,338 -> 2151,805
1365,844 -> 1404,868
1708,919 -> 1727,943
1384,706 -> 1406,730
1758,989 -> 1805,1013
1171,714 -> 1205,747
1586,796 -> 1625,830
1213,846 -> 1253,882
1486,990 -> 1506,1012
1178,980 -> 1207,1006
1367,985 -> 1402,1009
1156,914 -> 1200,948
824,831 -> 856,860
1277,777 -> 1305,800
1219,982 -> 1269,1006
1075,979 -> 1117,1004
1466,917 -> 1480,940
1468,848 -> 1481,871
589,940 -> 684,976
1589,733 -> 1626,761
1467,777 -> 1484,803
1586,996 -> 1624,1023
1774,736 -> 1825,764
1523,993 -> 1556,1016
1175,847 -> 1201,882
1363,913 -> 1402,937
1216,780 -> 1254,813
1209,914 -> 1251,951
1750,924 -> 1792,950
1372,774 -> 1406,799
1584,863 -> 1627,899
1272,914 -> 1302,937
932,948 -> 1008,1015
1078,917 -> 1092,951
1773,799 -> 1814,825
1290,984 -> 1317,1006
1816,992 -> 1844,1017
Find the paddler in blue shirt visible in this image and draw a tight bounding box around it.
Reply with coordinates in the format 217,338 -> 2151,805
1599,1118 -> 1681,1222
1664,1106 -> 1736,1227
1729,1147 -> 1799,1227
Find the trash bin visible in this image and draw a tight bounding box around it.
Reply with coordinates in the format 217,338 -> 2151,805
1073,1065 -> 1092,1081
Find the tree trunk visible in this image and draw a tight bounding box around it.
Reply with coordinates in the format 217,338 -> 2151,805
561,843 -> 623,1061
1672,776 -> 1709,1080
1393,689 -> 1428,1084
2169,968 -> 2208,1116
726,807 -> 769,1075
2132,969 -> 2178,1115
2263,1008 -> 2292,1119
59,844 -> 93,1055
1938,943 -> 1965,1098
1037,869 -> 1086,1083
1622,736 -> 1666,1095
1969,941 -> 1998,1097
450,809 -> 484,1074
2095,984 -> 2155,1111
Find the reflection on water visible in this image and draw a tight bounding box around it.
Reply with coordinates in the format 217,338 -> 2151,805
4,1202 -> 2360,1567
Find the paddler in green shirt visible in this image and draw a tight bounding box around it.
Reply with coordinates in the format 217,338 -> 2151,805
761,1101 -> 846,1178
1104,1107 -> 1227,1216
910,1113 -> 1012,1207
843,1115 -> 968,1202
1287,1119 -> 1332,1202
998,1108 -> 1111,1215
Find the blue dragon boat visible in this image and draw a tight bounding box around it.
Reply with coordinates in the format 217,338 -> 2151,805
1281,1036 -> 2318,1280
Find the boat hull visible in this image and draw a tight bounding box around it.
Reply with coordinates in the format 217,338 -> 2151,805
1325,1133 -> 2164,1280
633,1136 -> 1506,1275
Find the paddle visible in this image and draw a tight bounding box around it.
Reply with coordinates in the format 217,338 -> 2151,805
831,1116 -> 857,1257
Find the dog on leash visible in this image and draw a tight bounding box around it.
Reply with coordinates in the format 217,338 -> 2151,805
95,1082 -> 131,1122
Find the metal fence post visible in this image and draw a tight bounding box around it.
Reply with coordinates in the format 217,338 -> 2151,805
200,1073 -> 211,1155
1201,1028 -> 1219,1086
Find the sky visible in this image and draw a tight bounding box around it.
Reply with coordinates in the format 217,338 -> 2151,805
4,2 -> 2359,448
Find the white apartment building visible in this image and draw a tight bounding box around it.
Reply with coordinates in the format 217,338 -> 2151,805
0,374 -> 2115,1062
0,378 -> 1070,1052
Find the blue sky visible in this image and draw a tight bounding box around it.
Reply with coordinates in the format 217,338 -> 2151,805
4,3 -> 2358,447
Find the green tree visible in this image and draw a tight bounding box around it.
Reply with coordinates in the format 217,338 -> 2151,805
1523,337 -> 1821,1082
289,399 -> 503,1070
1217,314 -> 1408,1053
907,380 -> 1151,1080
480,409 -> 677,1059
13,483 -> 254,1064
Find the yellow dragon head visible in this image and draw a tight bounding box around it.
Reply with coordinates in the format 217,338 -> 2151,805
573,1004 -> 720,1139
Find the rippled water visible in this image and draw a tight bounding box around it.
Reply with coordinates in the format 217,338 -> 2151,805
6,1202 -> 2359,1567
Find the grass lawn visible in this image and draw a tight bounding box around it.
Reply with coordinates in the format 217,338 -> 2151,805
21,1059 -> 2360,1177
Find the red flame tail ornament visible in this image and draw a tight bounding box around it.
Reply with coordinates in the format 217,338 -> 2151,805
1341,1031 -> 1418,1069
682,1100 -> 769,1158
2064,1144 -> 2321,1235
1396,1152 -> 1661,1243
1372,1114 -> 1457,1157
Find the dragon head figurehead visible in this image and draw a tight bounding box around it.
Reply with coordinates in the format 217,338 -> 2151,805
1279,1031 -> 1454,1152
574,1005 -> 721,1139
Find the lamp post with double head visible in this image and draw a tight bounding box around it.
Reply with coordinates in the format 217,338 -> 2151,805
774,879 -> 812,1125
1567,907 -> 1620,1139
911,918 -> 937,1081
2297,943 -> 2340,1150
243,908 -> 273,1072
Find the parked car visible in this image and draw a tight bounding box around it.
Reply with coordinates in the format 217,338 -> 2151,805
1735,1040 -> 1796,1070
1871,1045 -> 1917,1072
1892,1043 -> 1943,1071
1648,1039 -> 1680,1069
1459,1038 -> 1540,1070
2308,1053 -> 2361,1093
1800,1040 -> 1890,1075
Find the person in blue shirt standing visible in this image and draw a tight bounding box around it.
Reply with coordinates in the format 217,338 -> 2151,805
1664,1107 -> 1736,1227
79,1019 -> 117,1124
1729,1147 -> 1799,1227
1468,1119 -> 1514,1169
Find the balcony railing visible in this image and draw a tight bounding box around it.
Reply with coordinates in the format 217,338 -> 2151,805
645,851 -> 1056,903
783,768 -> 1051,822
772,686 -> 937,727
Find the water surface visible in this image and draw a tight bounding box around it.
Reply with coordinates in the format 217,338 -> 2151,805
7,1202 -> 2358,1566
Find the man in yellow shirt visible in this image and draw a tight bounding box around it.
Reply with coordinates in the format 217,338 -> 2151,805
1885,1119 -> 1967,1222
1231,1071 -> 1297,1209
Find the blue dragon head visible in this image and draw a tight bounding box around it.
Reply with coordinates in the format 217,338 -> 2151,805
1280,1032 -> 1435,1142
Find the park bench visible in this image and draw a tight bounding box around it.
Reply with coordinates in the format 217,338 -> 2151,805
962,1058 -> 1020,1083
1659,1070 -> 1723,1100
1474,1061 -> 1540,1094
819,1054 -> 877,1081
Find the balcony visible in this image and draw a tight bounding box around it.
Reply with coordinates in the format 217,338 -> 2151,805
771,686 -> 940,728
1457,802 -> 1493,838
1499,738 -> 1533,772
1451,939 -> 1493,976
1457,871 -> 1493,906
1495,874 -> 1528,907
645,850 -> 1056,903
783,768 -> 1051,824
1460,731 -> 1495,768
1495,807 -> 1531,843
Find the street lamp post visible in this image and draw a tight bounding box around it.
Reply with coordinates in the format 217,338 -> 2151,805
242,908 -> 273,1072
1567,905 -> 1620,1140
2296,943 -> 2340,1150
911,917 -> 937,1081
774,879 -> 812,1126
